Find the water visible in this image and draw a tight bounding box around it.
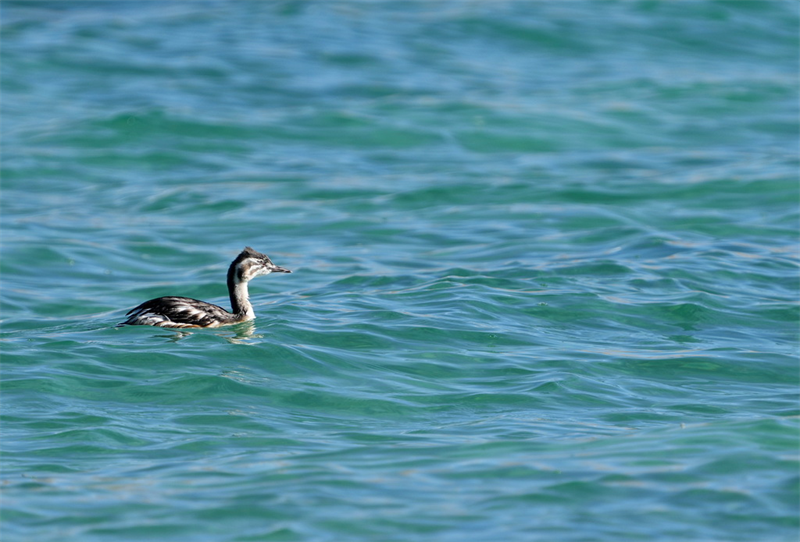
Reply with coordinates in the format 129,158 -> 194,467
1,2 -> 798,541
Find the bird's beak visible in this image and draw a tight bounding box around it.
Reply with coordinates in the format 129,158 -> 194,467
271,265 -> 291,273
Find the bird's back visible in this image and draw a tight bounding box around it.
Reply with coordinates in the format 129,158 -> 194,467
121,296 -> 238,328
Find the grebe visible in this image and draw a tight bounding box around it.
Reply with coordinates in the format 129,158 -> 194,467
120,247 -> 291,328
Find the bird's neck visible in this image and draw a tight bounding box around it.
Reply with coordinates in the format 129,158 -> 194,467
227,267 -> 254,320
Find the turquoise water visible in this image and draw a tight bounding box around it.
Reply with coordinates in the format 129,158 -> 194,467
1,2 -> 798,541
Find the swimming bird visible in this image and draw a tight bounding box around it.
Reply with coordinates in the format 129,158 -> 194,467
120,247 -> 290,328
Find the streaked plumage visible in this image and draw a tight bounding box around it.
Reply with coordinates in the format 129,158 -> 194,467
120,247 -> 290,328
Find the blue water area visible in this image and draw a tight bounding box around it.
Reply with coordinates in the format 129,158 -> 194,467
1,2 -> 798,541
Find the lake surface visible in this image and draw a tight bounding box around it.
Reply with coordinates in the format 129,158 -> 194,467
1,2 -> 798,541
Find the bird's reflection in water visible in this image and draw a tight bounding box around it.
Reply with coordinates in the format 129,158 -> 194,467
157,320 -> 262,343
224,320 -> 262,343
160,330 -> 192,342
